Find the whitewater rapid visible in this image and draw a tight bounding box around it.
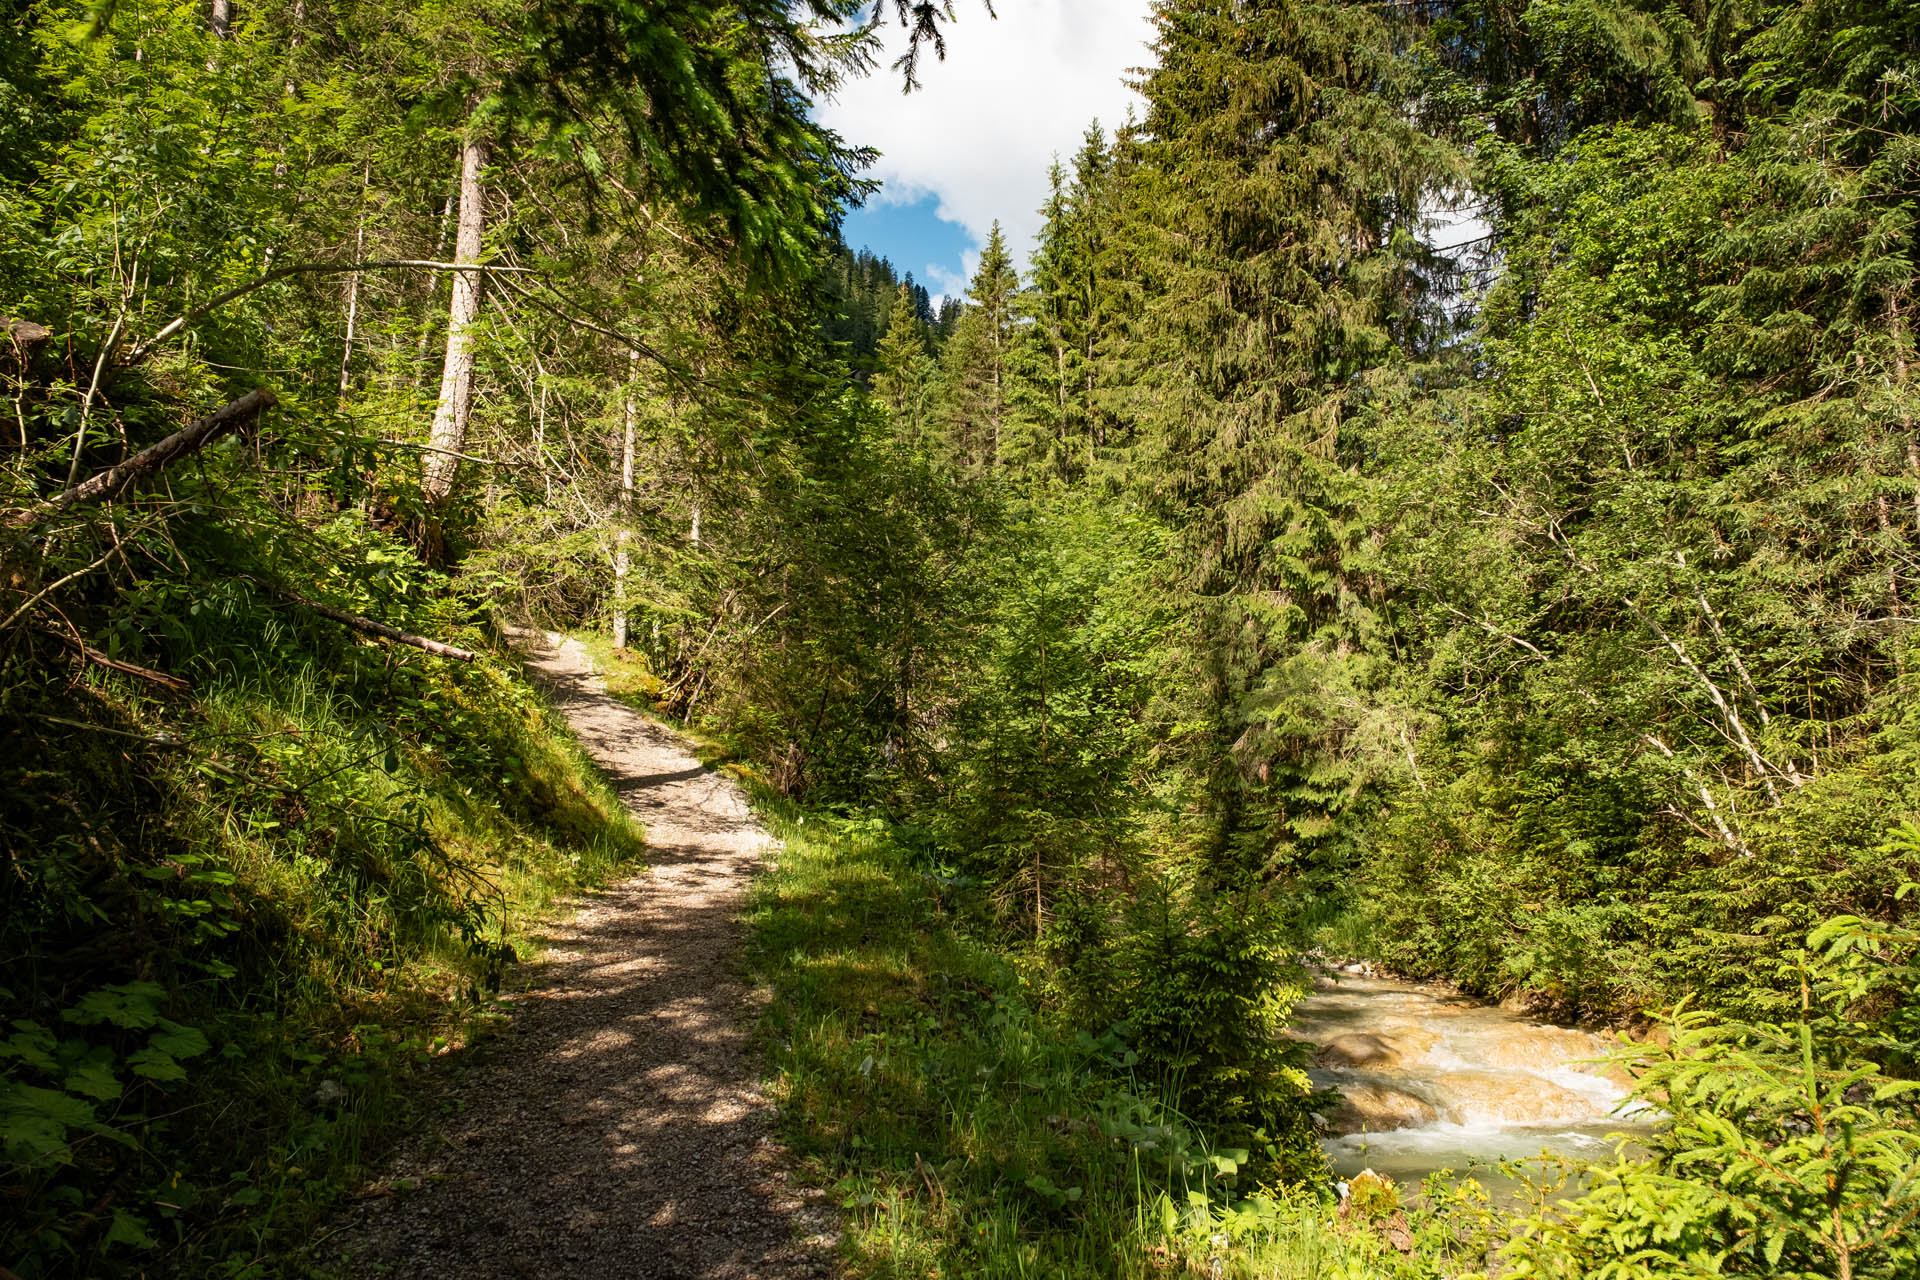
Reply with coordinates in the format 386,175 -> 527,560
1289,974 -> 1653,1188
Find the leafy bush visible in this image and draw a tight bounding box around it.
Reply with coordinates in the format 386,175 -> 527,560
1102,882 -> 1323,1178
1507,900 -> 1920,1279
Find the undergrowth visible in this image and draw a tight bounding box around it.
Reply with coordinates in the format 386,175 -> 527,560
2,594 -> 646,1276
743,798 -> 1507,1279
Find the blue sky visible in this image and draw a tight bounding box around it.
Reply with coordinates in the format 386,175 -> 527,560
839,194 -> 974,298
817,1 -> 1157,301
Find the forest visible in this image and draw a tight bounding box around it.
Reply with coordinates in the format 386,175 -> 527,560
2,0 -> 1918,1276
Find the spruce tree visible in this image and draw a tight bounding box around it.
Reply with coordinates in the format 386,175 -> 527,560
937,221 -> 1019,471
1121,0 -> 1455,886
872,284 -> 936,445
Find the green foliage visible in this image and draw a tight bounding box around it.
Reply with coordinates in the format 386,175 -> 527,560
7,0 -> 1920,1269
938,221 -> 1021,472
1101,883 -> 1321,1175
1508,909 -> 1920,1279
747,797 -> 1501,1279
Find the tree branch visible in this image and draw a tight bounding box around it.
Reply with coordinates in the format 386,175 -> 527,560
1437,602 -> 1547,660
8,389 -> 275,528
35,625 -> 191,692
1629,597 -> 1786,806
253,580 -> 477,661
123,261 -> 534,368
1646,734 -> 1752,858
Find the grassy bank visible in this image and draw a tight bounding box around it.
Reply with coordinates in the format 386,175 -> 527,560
3,612 -> 646,1277
742,800 -> 1506,1279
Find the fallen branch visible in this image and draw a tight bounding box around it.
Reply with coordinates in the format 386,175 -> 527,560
1,542 -> 126,632
8,389 -> 275,528
254,580 -> 477,661
123,261 -> 535,368
36,626 -> 191,692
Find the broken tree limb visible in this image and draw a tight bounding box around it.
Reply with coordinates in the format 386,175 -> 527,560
253,580 -> 478,661
3,316 -> 51,375
7,389 -> 274,528
1627,596 -> 1786,806
1645,733 -> 1751,858
35,626 -> 192,692
123,260 -> 534,369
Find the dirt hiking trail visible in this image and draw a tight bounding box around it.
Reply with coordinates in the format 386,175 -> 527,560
328,632 -> 835,1279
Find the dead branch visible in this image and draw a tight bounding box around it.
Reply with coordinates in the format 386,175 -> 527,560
253,580 -> 477,661
2,541 -> 126,632
36,626 -> 191,692
1628,597 -> 1785,806
123,260 -> 535,368
1437,602 -> 1547,660
1645,734 -> 1751,857
8,389 -> 275,528
1694,588 -> 1806,787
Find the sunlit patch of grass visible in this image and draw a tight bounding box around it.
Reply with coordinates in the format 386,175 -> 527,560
744,798 -> 1502,1279
565,628 -> 666,710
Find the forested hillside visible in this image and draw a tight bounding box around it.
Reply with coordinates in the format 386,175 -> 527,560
4,0 -> 1919,1276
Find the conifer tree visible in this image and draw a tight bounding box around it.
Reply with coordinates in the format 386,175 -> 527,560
1006,125 -> 1117,482
1122,0 -> 1454,885
1007,162 -> 1078,479
872,284 -> 936,445
938,221 -> 1019,471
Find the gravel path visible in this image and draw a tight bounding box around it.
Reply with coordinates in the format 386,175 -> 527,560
327,632 -> 835,1279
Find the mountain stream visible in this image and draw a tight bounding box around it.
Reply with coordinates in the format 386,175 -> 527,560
1290,974 -> 1653,1191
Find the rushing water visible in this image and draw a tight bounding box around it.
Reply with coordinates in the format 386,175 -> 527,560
1289,973 -> 1653,1190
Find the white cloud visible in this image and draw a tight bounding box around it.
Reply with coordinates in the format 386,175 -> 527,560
818,0 -> 1157,284
924,254 -> 976,302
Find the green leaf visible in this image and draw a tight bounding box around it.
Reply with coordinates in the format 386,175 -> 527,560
1,1021 -> 59,1073
0,1083 -> 95,1165
63,1059 -> 122,1101
149,1022 -> 210,1060
126,1047 -> 188,1083
61,982 -> 165,1030
103,1210 -> 157,1250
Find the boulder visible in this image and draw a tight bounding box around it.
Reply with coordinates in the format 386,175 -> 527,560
1316,1027 -> 1440,1070
1324,1084 -> 1439,1135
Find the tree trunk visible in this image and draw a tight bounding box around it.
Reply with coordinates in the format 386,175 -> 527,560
10,389 -> 273,527
337,168 -> 369,405
209,0 -> 232,39
421,131 -> 489,510
612,364 -> 636,650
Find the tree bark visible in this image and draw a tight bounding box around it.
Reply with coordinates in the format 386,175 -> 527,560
3,317 -> 51,376
37,627 -> 191,692
612,361 -> 636,650
422,131 -> 490,509
338,168 -> 369,404
209,0 -> 232,39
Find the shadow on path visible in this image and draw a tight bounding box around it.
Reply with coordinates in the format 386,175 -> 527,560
325,633 -> 832,1280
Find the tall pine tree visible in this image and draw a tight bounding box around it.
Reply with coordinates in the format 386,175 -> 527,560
938,221 -> 1019,471
1120,0 -> 1456,887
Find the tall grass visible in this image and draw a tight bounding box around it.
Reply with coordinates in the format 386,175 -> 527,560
2,616 -> 646,1276
744,798 -> 1505,1279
